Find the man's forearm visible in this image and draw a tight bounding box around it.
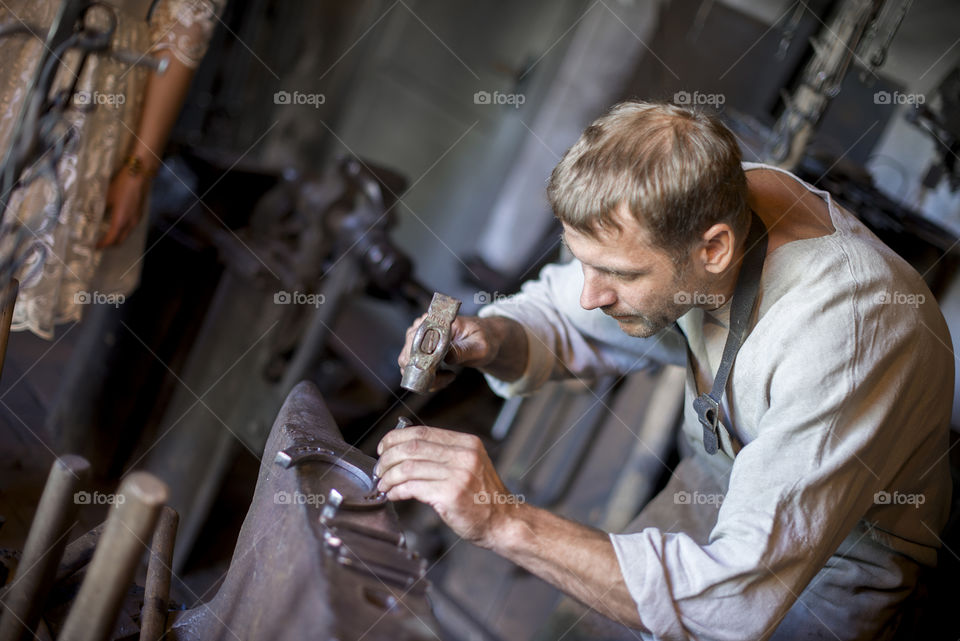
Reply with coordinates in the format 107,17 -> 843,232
477,316 -> 529,382
487,502 -> 645,630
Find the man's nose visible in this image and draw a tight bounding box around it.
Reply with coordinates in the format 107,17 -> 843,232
580,272 -> 616,310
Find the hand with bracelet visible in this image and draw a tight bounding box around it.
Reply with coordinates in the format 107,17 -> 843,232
97,154 -> 156,248
97,39 -> 197,249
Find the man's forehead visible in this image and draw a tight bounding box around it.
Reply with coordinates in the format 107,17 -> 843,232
561,222 -> 665,272
565,202 -> 652,236
561,208 -> 656,250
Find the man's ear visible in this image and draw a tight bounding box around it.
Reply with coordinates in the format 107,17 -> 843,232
696,223 -> 735,275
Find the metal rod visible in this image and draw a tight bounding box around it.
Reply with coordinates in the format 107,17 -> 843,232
0,279 -> 19,381
59,472 -> 168,641
139,506 -> 178,641
54,522 -> 106,584
0,454 -> 89,641
109,49 -> 168,75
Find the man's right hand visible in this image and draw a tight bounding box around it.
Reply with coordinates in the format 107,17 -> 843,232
398,314 -> 528,389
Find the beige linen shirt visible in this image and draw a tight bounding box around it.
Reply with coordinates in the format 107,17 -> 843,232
479,163 -> 953,640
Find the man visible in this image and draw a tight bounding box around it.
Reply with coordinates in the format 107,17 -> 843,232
376,101 -> 953,640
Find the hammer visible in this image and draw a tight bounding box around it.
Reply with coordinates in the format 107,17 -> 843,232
400,292 -> 461,394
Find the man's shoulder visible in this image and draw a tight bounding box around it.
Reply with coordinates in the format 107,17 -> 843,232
755,214 -> 948,375
762,201 -> 930,314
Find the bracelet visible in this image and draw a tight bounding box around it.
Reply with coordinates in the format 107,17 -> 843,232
121,155 -> 156,178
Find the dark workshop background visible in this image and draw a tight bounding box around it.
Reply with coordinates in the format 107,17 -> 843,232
2,0 -> 960,639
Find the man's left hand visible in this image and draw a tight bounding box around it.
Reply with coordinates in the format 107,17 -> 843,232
376,425 -> 518,547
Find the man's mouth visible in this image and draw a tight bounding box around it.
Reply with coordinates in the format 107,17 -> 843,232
601,307 -> 646,323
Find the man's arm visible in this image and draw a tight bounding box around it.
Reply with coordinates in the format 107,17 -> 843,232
375,425 -> 646,629
397,260 -> 687,396
495,503 -> 644,628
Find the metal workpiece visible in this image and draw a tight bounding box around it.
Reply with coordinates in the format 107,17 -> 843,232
139,507 -> 179,641
0,455 -> 89,641
325,528 -> 427,593
167,381 -> 438,641
272,443 -> 336,469
370,415 -> 414,492
320,489 -> 344,523
401,293 -> 462,393
323,517 -> 405,548
59,472 -> 168,641
274,441 -> 386,510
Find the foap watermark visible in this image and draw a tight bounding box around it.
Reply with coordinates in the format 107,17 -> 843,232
674,291 -> 726,307
274,90 -> 326,108
873,91 -> 925,106
73,91 -> 126,107
74,490 -> 125,505
673,91 -> 725,107
74,290 -> 124,308
875,291 -> 925,308
474,491 -> 525,505
473,90 -> 525,109
274,290 -> 326,307
474,291 -> 513,305
274,491 -> 326,506
874,490 -> 925,509
674,490 -> 724,506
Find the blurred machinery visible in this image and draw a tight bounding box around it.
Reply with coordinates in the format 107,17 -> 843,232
766,0 -> 913,168
136,154 -> 434,570
906,66 -> 960,195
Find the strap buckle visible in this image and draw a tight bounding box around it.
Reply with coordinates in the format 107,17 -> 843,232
693,393 -> 720,455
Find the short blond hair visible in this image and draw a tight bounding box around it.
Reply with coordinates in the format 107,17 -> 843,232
548,101 -> 749,264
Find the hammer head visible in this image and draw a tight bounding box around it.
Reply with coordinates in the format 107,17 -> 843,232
401,293 -> 462,393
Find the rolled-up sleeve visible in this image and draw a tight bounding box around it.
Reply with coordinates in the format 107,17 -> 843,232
478,259 -> 686,397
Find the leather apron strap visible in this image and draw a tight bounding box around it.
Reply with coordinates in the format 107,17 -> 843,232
692,212 -> 768,455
